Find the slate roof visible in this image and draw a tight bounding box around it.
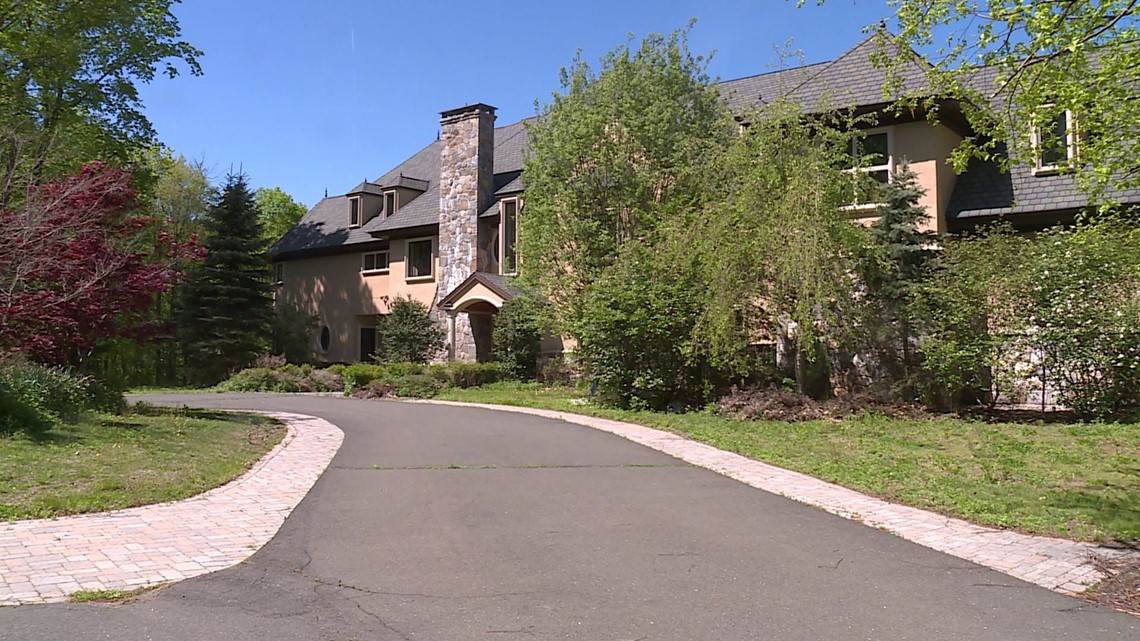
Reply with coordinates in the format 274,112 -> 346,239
273,33 -> 1134,257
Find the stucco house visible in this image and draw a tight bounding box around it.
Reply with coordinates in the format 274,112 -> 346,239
268,35 -> 1140,365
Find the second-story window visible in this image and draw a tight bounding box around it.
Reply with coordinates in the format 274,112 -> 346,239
1034,107 -> 1076,173
384,190 -> 398,217
361,251 -> 389,274
349,197 -> 361,227
406,238 -> 433,280
500,198 -> 518,275
843,129 -> 892,208
273,262 -> 285,285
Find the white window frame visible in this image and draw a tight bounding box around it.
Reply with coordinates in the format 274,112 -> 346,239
383,190 -> 398,217
349,196 -> 362,228
840,127 -> 894,213
405,237 -> 435,282
1032,106 -> 1077,175
499,197 -> 520,276
361,250 -> 390,275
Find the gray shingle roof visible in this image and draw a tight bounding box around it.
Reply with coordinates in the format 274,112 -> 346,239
783,34 -> 931,112
718,62 -> 829,112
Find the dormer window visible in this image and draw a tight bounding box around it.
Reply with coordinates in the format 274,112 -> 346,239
383,190 -> 398,217
1033,106 -> 1077,174
500,198 -> 519,275
349,197 -> 361,228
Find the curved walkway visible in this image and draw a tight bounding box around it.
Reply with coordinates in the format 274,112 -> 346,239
419,400 -> 1139,596
0,412 -> 343,605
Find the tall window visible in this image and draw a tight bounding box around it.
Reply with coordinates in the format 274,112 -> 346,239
500,198 -> 518,275
406,238 -> 433,280
361,251 -> 389,274
349,197 -> 361,227
844,130 -> 892,207
1035,107 -> 1076,172
383,190 -> 398,217
273,262 -> 284,285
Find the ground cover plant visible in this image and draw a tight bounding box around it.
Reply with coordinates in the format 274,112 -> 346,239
436,383 -> 1140,544
0,404 -> 284,521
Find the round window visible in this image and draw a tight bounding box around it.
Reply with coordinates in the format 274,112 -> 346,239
319,326 -> 331,353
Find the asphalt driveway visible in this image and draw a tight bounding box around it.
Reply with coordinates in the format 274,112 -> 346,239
0,394 -> 1135,640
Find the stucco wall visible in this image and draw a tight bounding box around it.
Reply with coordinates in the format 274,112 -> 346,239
891,121 -> 963,233
276,236 -> 439,363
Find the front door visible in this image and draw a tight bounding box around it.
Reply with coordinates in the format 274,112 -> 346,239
359,326 -> 377,362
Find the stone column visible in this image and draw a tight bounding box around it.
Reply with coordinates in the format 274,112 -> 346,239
436,103 -> 495,362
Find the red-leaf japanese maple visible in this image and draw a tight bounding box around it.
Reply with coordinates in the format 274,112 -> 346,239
0,162 -> 202,363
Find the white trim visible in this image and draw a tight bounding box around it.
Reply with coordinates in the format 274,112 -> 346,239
348,196 -> 362,228
1032,106 -> 1077,175
405,236 -> 435,281
843,127 -> 893,207
452,295 -> 504,313
361,250 -> 390,275
383,190 -> 398,217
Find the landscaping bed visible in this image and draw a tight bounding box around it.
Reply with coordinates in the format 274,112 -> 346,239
0,404 -> 284,521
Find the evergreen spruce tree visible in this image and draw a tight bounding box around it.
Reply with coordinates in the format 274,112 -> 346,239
863,160 -> 937,381
177,172 -> 272,385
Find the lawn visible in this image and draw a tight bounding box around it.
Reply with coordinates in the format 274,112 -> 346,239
437,382 -> 1140,543
0,405 -> 285,521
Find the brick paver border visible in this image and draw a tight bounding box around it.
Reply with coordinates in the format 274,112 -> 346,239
0,412 -> 342,605
418,399 -> 1138,596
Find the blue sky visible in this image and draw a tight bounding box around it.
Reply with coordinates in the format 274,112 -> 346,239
139,0 -> 895,209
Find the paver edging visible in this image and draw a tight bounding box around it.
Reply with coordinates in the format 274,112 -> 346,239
411,398 -> 1138,597
0,411 -> 343,606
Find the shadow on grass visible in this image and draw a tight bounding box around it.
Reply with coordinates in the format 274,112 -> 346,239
1044,490 -> 1140,547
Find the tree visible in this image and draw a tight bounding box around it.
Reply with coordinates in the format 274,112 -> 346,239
177,172 -> 272,385
859,160 -> 937,384
686,102 -> 866,397
0,0 -> 202,204
0,162 -> 199,364
492,295 -> 544,381
255,187 -> 307,245
375,296 -> 444,364
809,1 -> 1140,200
520,23 -> 734,333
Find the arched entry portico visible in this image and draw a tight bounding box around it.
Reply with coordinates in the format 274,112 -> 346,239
437,272 -> 519,362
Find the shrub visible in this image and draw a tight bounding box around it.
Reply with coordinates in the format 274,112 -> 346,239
391,374 -> 443,398
384,362 -> 427,377
305,368 -> 344,393
426,362 -> 501,388
538,354 -> 575,387
217,367 -> 303,393
376,297 -> 445,364
493,296 -> 544,380
355,378 -> 395,399
0,361 -> 95,431
341,363 -> 392,393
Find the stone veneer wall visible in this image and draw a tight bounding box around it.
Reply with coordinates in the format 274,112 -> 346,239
436,104 -> 495,361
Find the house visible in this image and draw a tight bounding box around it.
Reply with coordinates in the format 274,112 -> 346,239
268,35 -> 1140,365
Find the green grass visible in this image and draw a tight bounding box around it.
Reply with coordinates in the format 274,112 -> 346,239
126,386 -> 214,394
438,382 -> 1140,543
0,405 -> 285,521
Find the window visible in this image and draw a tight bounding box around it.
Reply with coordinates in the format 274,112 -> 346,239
500,198 -> 518,275
383,190 -> 398,217
361,251 -> 389,274
406,238 -> 433,280
319,326 -> 331,353
349,197 -> 361,227
843,129 -> 892,208
1034,107 -> 1076,173
273,262 -> 284,285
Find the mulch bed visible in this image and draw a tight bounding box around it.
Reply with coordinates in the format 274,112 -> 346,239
717,386 -> 929,422
1080,555 -> 1140,617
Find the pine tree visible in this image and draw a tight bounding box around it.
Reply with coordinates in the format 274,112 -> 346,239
863,160 -> 937,380
177,172 -> 272,384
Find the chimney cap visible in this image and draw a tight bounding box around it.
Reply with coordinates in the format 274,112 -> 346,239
440,103 -> 497,121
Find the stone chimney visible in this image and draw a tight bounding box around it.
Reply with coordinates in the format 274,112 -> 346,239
437,103 -> 495,361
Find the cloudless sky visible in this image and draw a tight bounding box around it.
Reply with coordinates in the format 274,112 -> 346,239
138,0 -> 896,209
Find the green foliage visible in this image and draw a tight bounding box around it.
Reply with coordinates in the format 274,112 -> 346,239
272,303 -> 317,364
217,363 -> 343,393
0,361 -> 103,432
375,296 -> 445,364
857,160 -> 937,386
521,22 -> 734,332
426,362 -> 502,388
577,246 -> 707,410
177,173 -> 273,385
492,296 -> 544,380
391,374 -> 444,399
0,0 -> 202,202
255,187 -> 307,245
